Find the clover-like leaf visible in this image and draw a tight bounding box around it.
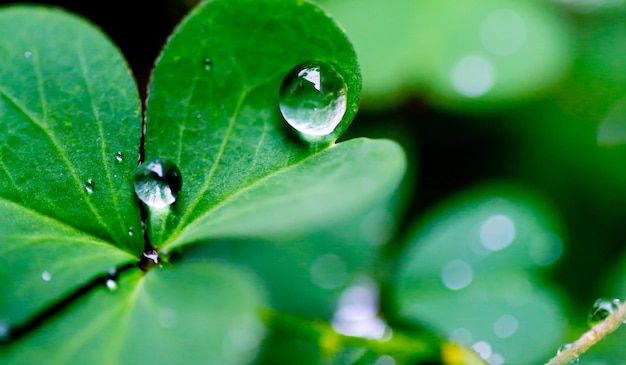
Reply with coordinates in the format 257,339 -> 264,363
141,0 -> 408,252
0,6 -> 143,326
392,185 -> 568,365
0,262 -> 265,365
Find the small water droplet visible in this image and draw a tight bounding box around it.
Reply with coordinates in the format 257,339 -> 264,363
41,271 -> 51,282
107,267 -> 117,276
85,178 -> 95,194
279,61 -> 347,138
128,227 -> 134,236
106,279 -> 117,291
133,157 -> 182,208
196,113 -> 202,119
589,298 -> 621,327
203,58 -> 212,71
0,321 -> 9,340
115,151 -> 124,163
24,51 -> 32,59
557,342 -> 573,355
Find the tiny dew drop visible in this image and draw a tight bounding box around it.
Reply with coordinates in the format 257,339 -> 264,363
85,178 -> 95,194
106,279 -> 118,291
279,60 -> 347,138
41,271 -> 52,282
133,157 -> 182,208
24,51 -> 32,59
115,151 -> 124,163
588,298 -> 621,327
203,58 -> 212,71
128,227 -> 134,236
557,343 -> 572,355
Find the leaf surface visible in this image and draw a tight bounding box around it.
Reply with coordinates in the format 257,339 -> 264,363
393,185 -> 568,365
144,0 -> 386,249
1,262 -> 265,365
0,6 -> 143,326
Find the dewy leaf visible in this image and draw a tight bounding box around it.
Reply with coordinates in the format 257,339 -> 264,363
1,262 -> 266,365
0,6 -> 143,325
164,138 -> 405,252
393,185 -> 568,365
144,0 -> 381,248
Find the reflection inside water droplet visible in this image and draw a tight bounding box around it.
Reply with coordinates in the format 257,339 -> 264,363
493,314 -> 518,338
279,61 -> 347,138
441,259 -> 473,290
451,54 -> 495,98
133,157 -> 182,208
589,298 -> 620,327
41,271 -> 52,282
85,178 -> 95,194
480,215 -> 515,251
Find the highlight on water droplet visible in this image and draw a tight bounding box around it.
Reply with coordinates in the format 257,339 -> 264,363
588,298 -> 621,327
115,151 -> 124,163
106,279 -> 118,291
85,178 -> 95,194
41,271 -> 52,282
133,157 -> 182,208
279,60 -> 348,139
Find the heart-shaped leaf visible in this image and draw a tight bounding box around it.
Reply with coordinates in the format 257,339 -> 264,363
0,5 -> 143,326
392,185 -> 568,365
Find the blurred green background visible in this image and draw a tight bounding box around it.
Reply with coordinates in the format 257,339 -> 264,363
5,0 -> 626,362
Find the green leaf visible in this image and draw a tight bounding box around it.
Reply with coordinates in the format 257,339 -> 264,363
144,0 -> 367,248
163,138 -> 405,252
392,185 -> 568,365
1,261 -> 265,365
0,6 -> 143,326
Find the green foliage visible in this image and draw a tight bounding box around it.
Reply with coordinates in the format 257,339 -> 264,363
3,0 -> 626,364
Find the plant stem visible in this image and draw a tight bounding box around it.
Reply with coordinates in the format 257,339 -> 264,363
544,299 -> 626,365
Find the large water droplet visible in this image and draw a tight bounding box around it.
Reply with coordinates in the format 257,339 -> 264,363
85,178 -> 95,194
589,298 -> 620,327
133,157 -> 182,208
279,61 -> 347,138
115,151 -> 124,163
